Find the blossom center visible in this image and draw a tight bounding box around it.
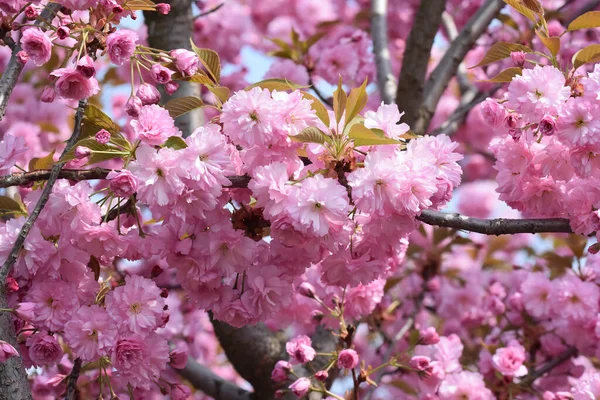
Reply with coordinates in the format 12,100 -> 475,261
130,303 -> 142,314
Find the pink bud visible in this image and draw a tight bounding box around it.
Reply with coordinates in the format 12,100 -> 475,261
107,170 -> 138,198
17,51 -> 28,65
165,81 -> 179,95
74,146 -> 91,159
125,96 -> 143,118
56,26 -> 70,40
76,55 -> 96,78
298,282 -> 316,298
315,370 -> 328,382
508,292 -> 524,311
156,3 -> 171,14
419,327 -> 440,345
539,115 -> 557,136
95,129 -> 110,144
480,98 -> 507,127
6,277 -> 19,292
409,355 -> 431,371
112,4 -> 124,13
40,86 -> 55,103
0,340 -> 19,362
505,113 -> 520,129
271,360 -> 292,382
589,243 -> 600,254
24,5 -> 39,20
136,83 -> 161,105
289,377 -> 311,397
510,51 -> 527,67
151,63 -> 173,84
337,349 -> 359,369
169,349 -> 187,369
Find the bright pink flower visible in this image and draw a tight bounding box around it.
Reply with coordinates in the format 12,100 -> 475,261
136,83 -> 161,105
241,264 -> 292,320
539,114 -> 557,136
125,96 -> 142,118
50,68 -> 99,100
106,30 -> 138,65
364,102 -> 411,140
76,55 -> 96,78
107,170 -> 138,198
95,128 -> 110,144
26,333 -> 63,367
110,333 -> 169,389
511,51 -> 527,67
480,98 -> 507,127
150,63 -> 173,84
0,340 -> 19,362
13,302 -> 35,322
64,305 -> 118,361
156,2 -> 170,14
289,377 -> 311,397
40,86 -> 55,103
131,104 -> 180,146
315,44 -> 359,84
20,28 -> 52,66
25,279 -> 80,331
344,280 -> 384,319
272,360 -> 291,382
286,335 -> 316,364
491,340 -> 527,378
56,26 -> 70,40
288,175 -> 349,237
56,0 -> 96,10
170,49 -> 199,76
105,275 -> 167,336
337,349 -> 359,369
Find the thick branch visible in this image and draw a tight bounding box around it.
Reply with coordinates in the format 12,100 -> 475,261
64,358 -> 82,400
0,3 -> 62,121
521,347 -> 577,386
412,0 -> 503,134
0,168 -> 111,188
370,0 -> 396,104
395,0 -> 447,117
176,357 -> 253,400
416,210 -> 573,235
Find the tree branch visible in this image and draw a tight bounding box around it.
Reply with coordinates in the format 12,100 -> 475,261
564,0 -> 600,25
370,0 -> 396,104
412,0 -> 503,135
521,347 -> 577,386
176,357 -> 253,400
416,210 -> 573,236
0,3 -> 62,121
395,0 -> 447,117
0,168 -> 111,188
64,358 -> 82,400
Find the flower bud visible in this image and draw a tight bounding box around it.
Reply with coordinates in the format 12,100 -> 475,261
337,349 -> 359,369
510,51 -> 526,67
56,26 -> 70,40
24,5 -> 39,20
165,81 -> 179,95
40,86 -> 55,103
17,50 -> 28,65
315,370 -> 328,382
95,129 -> 110,144
589,243 -> 600,254
76,55 -> 96,78
409,355 -> 431,371
6,277 -> 18,292
112,4 -> 124,13
125,96 -> 142,118
539,115 -> 557,136
274,390 -> 285,398
151,63 -> 173,84
298,282 -> 316,298
0,340 -> 19,362
419,327 -> 440,345
288,377 -> 310,397
107,170 -> 138,198
74,146 -> 91,159
156,3 -> 171,14
480,98 -> 507,127
271,360 -> 292,382
136,83 -> 161,105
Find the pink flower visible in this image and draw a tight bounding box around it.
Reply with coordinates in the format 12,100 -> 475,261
40,86 -> 55,103
491,340 -> 528,378
539,115 -> 557,136
288,175 -> 350,237
64,305 -> 118,361
26,333 -> 63,366
50,68 -> 100,100
521,272 -> 554,319
419,327 -> 440,345
272,360 -> 292,382
74,146 -> 91,159
20,28 -> 52,66
106,30 -> 138,65
337,349 -> 359,369
170,384 -> 191,400
169,349 -> 187,369
438,371 -> 493,400
95,129 -> 110,144
552,275 -> 599,321
510,51 -> 527,67
131,104 -> 180,146
315,371 -> 328,382
156,2 -> 170,14
136,83 -> 161,105
76,55 -> 96,78
289,377 -> 311,397
110,333 -> 169,389
125,96 -> 143,118
25,279 -> 80,331
286,335 -> 316,364
13,302 -> 35,322
150,63 -> 173,84
364,102 -> 411,140
0,134 -> 26,175
264,59 -> 309,86
107,170 -> 138,198
571,373 -> 600,400
56,26 -> 70,40
480,98 -> 507,127
557,98 -> 600,147
0,340 -> 19,362
409,355 -> 431,371
170,49 -> 199,76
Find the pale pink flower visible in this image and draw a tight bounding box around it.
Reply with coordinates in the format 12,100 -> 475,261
25,279 -> 79,331
364,102 -> 410,139
557,98 -> 600,147
0,340 -> 18,362
438,371 -> 494,400
26,333 -> 63,367
272,360 -> 292,382
420,327 -> 440,345
170,49 -> 199,76
264,59 -> 309,86
289,377 -> 311,397
491,340 -> 527,378
50,68 -> 100,100
105,275 -> 167,336
20,28 -> 52,66
344,280 -> 384,319
241,264 -> 292,321
150,63 -> 173,84
272,90 -> 319,136
337,349 -> 359,369
106,30 -> 138,65
107,170 -> 138,198
552,275 -> 599,321
572,373 -> 600,400
64,305 -> 118,361
521,272 -> 554,319
136,83 -> 160,105
286,335 -> 316,364
0,134 -> 26,175
315,44 -> 359,84
131,104 -> 180,146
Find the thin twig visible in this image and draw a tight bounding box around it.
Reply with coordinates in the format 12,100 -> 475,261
521,347 -> 577,386
0,100 -> 87,284
370,0 -> 396,104
64,358 -> 82,400
440,11 -> 472,95
195,2 -> 224,19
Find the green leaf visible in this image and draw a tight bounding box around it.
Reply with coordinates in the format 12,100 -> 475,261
80,105 -> 130,151
568,11 -> 600,31
190,41 -> 221,83
342,115 -> 365,136
469,42 -> 532,68
88,255 -> 100,281
349,124 -> 402,147
60,138 -> 125,165
208,86 -> 230,103
164,96 -> 205,119
345,78 -> 368,127
484,67 -> 523,83
301,92 -> 330,128
503,0 -> 538,22
333,76 -> 347,127
408,330 -> 420,347
0,196 -> 26,217
536,30 -> 560,57
163,136 -> 188,150
521,0 -> 544,15
572,44 -> 600,70
495,13 -> 520,31
565,234 -> 588,258
29,150 -> 55,171
290,127 -> 332,145
245,79 -> 309,92
172,72 -> 214,85
389,379 -> 418,396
